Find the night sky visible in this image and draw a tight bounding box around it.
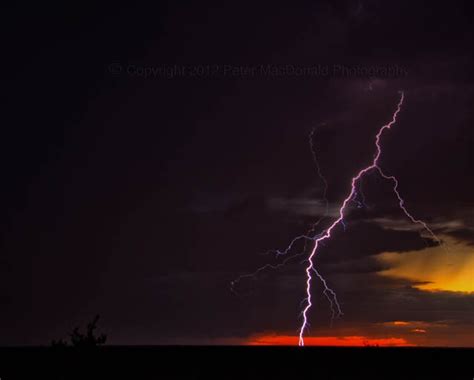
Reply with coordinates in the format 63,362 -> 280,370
2,2 -> 474,346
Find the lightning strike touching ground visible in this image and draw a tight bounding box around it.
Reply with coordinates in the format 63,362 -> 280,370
298,91 -> 442,346
232,91 -> 442,346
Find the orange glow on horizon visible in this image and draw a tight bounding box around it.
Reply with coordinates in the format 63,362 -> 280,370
247,335 -> 414,347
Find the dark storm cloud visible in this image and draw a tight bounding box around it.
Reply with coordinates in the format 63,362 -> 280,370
313,221 -> 438,263
372,205 -> 474,246
2,1 -> 473,346
432,207 -> 474,246
321,256 -> 389,274
448,229 -> 474,246
333,274 -> 474,326
266,197 -> 338,218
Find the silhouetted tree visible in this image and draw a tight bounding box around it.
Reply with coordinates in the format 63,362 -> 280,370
51,315 -> 107,348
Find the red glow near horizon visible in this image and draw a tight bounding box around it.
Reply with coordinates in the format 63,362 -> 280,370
248,335 -> 414,347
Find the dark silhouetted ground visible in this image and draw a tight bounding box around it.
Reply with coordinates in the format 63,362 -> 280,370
0,346 -> 472,379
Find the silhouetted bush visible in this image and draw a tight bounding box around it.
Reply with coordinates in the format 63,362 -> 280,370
51,315 -> 107,348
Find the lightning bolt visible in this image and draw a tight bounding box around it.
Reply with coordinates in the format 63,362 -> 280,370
312,267 -> 343,326
232,91 -> 440,346
298,91 -> 441,346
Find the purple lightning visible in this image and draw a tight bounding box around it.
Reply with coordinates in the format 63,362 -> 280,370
298,91 -> 441,346
232,91 -> 441,346
312,267 -> 343,325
